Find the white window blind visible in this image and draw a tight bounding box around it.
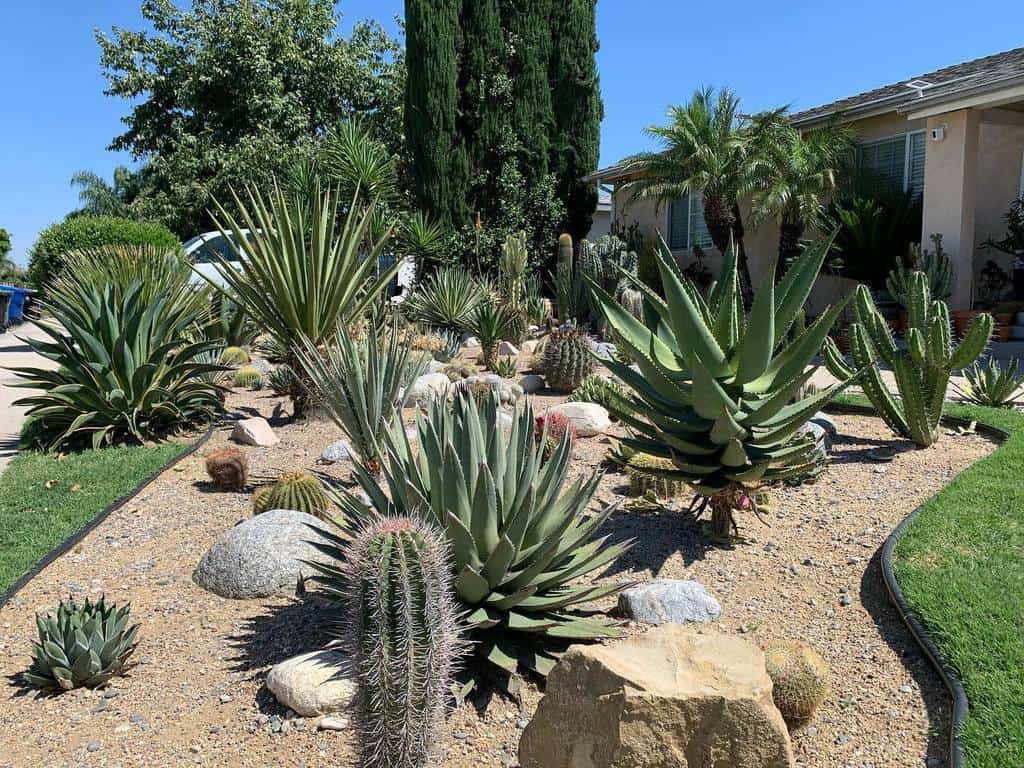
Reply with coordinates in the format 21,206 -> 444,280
668,191 -> 714,250
857,131 -> 926,200
688,189 -> 715,249
907,131 -> 926,199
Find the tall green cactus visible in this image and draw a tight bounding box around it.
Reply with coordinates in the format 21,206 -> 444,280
886,233 -> 953,307
823,273 -> 992,447
500,232 -> 529,309
555,234 -> 585,321
341,515 -> 464,768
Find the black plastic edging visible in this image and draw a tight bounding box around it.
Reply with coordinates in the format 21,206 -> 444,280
0,424 -> 216,611
827,401 -> 1009,768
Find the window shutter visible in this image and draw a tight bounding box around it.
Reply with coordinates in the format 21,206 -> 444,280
668,196 -> 689,249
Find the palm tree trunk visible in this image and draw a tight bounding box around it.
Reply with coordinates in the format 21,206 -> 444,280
777,219 -> 805,281
730,202 -> 753,307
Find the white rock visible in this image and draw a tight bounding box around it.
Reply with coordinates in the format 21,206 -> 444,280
266,649 -> 356,717
317,716 -> 350,731
548,402 -> 611,437
319,440 -> 352,464
498,341 -> 520,356
231,417 -> 279,447
426,359 -> 447,374
460,335 -> 480,348
519,374 -> 545,394
403,373 -> 451,406
521,340 -> 540,355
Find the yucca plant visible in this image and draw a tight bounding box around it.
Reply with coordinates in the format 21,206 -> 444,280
25,596 -> 139,691
327,515 -> 464,768
10,282 -> 224,450
328,391 -> 630,683
824,274 -> 993,446
200,181 -> 401,416
586,234 -> 856,538
405,267 -> 484,333
955,357 -> 1024,408
295,322 -> 427,474
468,302 -> 513,370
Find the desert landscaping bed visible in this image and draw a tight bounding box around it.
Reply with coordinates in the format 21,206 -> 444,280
0,383 -> 996,768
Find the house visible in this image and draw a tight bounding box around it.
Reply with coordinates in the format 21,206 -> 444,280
587,47 -> 1024,310
585,185 -> 613,241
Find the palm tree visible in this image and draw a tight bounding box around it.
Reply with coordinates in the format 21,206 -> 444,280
621,88 -> 783,299
69,166 -> 151,218
749,120 -> 853,278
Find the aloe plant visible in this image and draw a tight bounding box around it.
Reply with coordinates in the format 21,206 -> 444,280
327,391 -> 630,683
200,181 -> 401,415
586,234 -> 855,537
955,357 -> 1024,408
824,274 -> 992,446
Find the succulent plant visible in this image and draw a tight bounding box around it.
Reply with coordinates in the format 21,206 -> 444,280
566,374 -> 624,415
25,596 -> 139,691
330,391 -> 630,683
539,327 -> 595,393
405,267 -> 484,333
324,515 -> 464,768
267,364 -> 297,396
626,453 -> 689,499
955,357 -> 1024,408
205,447 -> 248,490
233,366 -> 263,389
492,356 -> 519,379
431,329 -> 463,364
887,233 -> 953,307
824,274 -> 993,447
253,472 -> 330,518
442,361 -> 477,382
586,234 -> 855,538
220,346 -> 250,366
555,233 -> 586,322
500,231 -> 529,310
469,302 -> 514,370
764,640 -> 831,726
533,411 -> 577,461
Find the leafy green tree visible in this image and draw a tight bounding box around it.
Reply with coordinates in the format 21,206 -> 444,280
0,228 -> 22,283
549,0 -> 603,243
503,0 -> 554,188
97,0 -> 404,237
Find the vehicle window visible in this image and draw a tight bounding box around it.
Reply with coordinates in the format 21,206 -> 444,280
192,234 -> 241,264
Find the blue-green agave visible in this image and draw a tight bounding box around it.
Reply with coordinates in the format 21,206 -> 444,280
586,234 -> 856,537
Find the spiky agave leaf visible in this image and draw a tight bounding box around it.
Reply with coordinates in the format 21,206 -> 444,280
306,391 -> 631,683
585,233 -> 856,535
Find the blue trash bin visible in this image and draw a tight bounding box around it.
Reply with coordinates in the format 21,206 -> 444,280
0,289 -> 11,330
0,285 -> 32,324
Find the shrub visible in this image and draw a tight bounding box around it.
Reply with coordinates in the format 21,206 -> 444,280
25,596 -> 139,691
11,282 -> 223,450
205,447 -> 248,490
27,215 -> 178,290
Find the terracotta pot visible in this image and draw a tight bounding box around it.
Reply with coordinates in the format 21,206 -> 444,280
952,310 -> 981,338
995,312 -> 1014,342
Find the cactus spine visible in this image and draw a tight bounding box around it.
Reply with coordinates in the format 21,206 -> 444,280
345,516 -> 463,768
220,346 -> 249,366
540,327 -> 595,392
233,366 -> 263,389
764,641 -> 831,727
824,274 -> 993,447
252,472 -> 330,518
205,447 -> 248,490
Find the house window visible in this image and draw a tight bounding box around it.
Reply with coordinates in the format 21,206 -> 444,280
856,131 -> 926,199
668,191 -> 715,250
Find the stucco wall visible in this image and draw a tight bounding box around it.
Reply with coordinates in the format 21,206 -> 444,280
972,121 -> 1024,289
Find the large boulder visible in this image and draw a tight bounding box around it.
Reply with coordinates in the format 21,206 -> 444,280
403,373 -> 451,407
193,510 -> 330,599
266,648 -> 356,717
519,374 -> 545,394
458,374 -> 523,405
547,402 -> 611,437
519,625 -> 794,768
231,417 -> 279,447
618,579 -> 721,626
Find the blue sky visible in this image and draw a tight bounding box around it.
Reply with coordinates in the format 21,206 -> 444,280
1,1 -> 1021,264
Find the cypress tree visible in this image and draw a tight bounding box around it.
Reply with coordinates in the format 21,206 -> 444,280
405,0 -> 467,228
458,0 -> 505,181
549,0 -> 603,242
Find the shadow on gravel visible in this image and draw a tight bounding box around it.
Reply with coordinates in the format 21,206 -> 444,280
597,500 -> 717,578
227,596 -> 332,677
858,547 -> 949,766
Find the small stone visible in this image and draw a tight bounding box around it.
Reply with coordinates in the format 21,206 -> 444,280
518,374 -> 545,394
839,594 -> 853,607
319,440 -> 352,464
219,694 -> 232,704
835,734 -> 852,746
266,649 -> 357,717
231,417 -> 279,447
317,716 -> 349,731
517,717 -> 529,730
86,742 -> 101,753
103,689 -> 119,699
497,341 -> 520,356
617,580 -> 721,625
129,714 -> 146,725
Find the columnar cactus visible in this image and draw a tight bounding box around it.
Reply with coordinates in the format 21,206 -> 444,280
886,233 -> 953,306
500,232 -> 529,309
579,235 -> 638,334
823,273 -> 992,447
540,327 -> 595,392
252,472 -> 330,518
205,447 -> 248,490
340,515 -> 464,768
555,233 -> 577,322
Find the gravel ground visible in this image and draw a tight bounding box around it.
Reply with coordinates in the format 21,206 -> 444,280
0,372 -> 995,768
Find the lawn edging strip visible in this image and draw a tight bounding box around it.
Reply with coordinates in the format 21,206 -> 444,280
0,424 -> 214,611
828,399 -> 1010,768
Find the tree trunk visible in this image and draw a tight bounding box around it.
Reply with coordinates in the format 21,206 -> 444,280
777,219 -> 805,281
731,201 -> 753,308
703,195 -> 753,306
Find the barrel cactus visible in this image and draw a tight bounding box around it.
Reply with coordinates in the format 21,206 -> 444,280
220,345 -> 250,366
336,515 -> 464,768
764,640 -> 831,726
233,366 -> 263,389
586,234 -> 856,538
252,472 -> 329,518
626,453 -> 688,499
205,447 -> 248,491
824,273 -> 993,447
540,327 -> 595,392
25,596 -> 139,691
566,373 -> 624,415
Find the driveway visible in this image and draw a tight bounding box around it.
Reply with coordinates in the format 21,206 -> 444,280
0,322 -> 54,475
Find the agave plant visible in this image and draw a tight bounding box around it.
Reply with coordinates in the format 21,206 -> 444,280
586,234 -> 855,538
955,357 -> 1024,408
199,181 -> 401,415
468,302 -> 513,370
10,282 -> 224,449
25,596 -> 139,691
295,323 -> 427,474
323,392 -> 630,683
404,267 -> 484,333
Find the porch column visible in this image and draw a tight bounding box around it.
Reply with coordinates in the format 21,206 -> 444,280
921,109 -> 980,309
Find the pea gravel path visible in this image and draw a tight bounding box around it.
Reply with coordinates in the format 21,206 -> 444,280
0,383 -> 995,768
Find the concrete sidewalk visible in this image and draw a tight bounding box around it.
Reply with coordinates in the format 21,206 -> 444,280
0,322 -> 55,475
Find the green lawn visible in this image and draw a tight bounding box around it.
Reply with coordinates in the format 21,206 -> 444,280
0,442 -> 188,595
837,396 -> 1024,767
